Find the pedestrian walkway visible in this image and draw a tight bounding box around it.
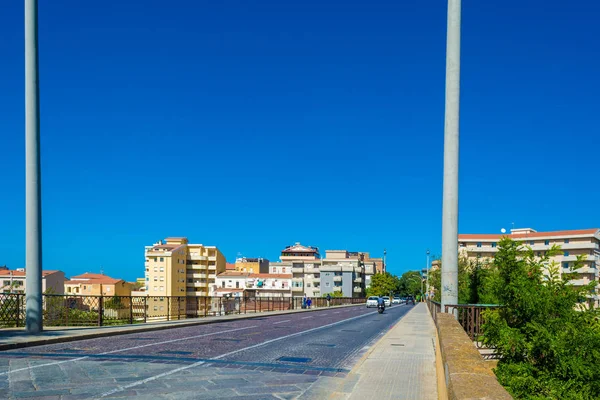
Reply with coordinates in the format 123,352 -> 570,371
328,302 -> 438,399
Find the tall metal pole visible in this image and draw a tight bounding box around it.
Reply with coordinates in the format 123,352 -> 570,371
383,249 -> 386,274
441,0 -> 461,314
25,0 -> 43,333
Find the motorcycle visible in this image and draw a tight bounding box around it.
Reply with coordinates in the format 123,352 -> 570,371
377,303 -> 385,314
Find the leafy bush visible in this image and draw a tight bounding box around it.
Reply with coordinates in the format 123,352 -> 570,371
483,238 -> 600,399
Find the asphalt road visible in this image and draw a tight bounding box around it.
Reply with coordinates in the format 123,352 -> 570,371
0,303 -> 415,399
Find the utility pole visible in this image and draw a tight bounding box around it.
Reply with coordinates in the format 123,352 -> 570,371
25,0 -> 43,333
426,249 -> 430,299
441,0 -> 461,314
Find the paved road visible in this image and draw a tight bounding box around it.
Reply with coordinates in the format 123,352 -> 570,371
0,303 -> 414,399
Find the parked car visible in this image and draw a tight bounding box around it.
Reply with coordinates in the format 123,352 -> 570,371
392,297 -> 401,304
366,296 -> 379,308
382,296 -> 391,307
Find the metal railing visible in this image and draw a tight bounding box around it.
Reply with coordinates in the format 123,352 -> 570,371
0,293 -> 365,328
427,300 -> 501,349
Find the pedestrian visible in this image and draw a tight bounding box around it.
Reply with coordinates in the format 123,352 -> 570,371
302,294 -> 307,309
326,293 -> 331,307
307,298 -> 312,309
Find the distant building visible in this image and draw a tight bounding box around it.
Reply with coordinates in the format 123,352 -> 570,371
144,237 -> 226,297
65,273 -> 132,297
280,243 -> 322,297
459,228 -> 600,290
215,271 -> 292,298
320,250 -> 365,298
234,257 -> 269,274
0,268 -> 66,294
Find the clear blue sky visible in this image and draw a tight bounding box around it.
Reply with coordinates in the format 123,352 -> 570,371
1,1 -> 599,282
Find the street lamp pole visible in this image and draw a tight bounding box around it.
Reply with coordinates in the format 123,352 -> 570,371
441,0 -> 461,314
25,0 -> 43,333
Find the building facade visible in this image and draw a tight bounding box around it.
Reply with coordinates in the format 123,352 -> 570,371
459,228 -> 600,290
234,257 -> 269,274
0,267 -> 66,294
214,271 -> 292,297
65,273 -> 132,297
320,250 -> 365,298
144,237 -> 226,297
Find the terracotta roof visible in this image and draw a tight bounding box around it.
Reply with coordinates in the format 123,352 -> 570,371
217,271 -> 251,277
249,273 -> 292,279
0,270 -> 61,278
281,243 -> 319,253
214,288 -> 244,293
459,228 -> 599,241
225,263 -> 236,271
69,273 -> 123,285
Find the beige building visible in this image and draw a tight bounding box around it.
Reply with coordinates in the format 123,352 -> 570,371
65,273 -> 132,297
144,237 -> 226,297
234,257 -> 269,274
459,228 -> 600,290
321,250 -> 365,298
0,267 -> 66,294
279,243 -> 322,297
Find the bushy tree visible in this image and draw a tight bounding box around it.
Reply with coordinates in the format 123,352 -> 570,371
398,271 -> 422,297
483,238 -> 600,399
366,272 -> 399,297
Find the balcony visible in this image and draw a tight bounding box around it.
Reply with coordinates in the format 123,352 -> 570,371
187,282 -> 207,287
561,255 -> 596,262
208,256 -> 217,262
353,286 -> 362,293
292,267 -> 304,274
354,277 -> 362,283
187,273 -> 207,279
292,286 -> 303,292
333,276 -> 342,282
188,254 -> 207,261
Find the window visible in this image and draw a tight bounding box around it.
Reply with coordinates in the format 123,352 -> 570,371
159,257 -> 164,262
160,306 -> 164,311
159,286 -> 164,291
222,281 -> 225,288
564,239 -> 569,244
153,267 -> 157,272
153,257 -> 157,262
491,242 -> 497,248
106,287 -> 111,292
544,240 -> 549,246
476,242 -> 482,248
154,286 -> 158,291
236,282 -> 239,289
153,306 -> 158,311
564,251 -> 569,256
476,253 -> 481,258
159,267 -> 164,272
67,287 -> 71,293
537,252 -> 541,257
160,277 -> 164,282
563,262 -> 569,269
325,282 -> 330,287
153,277 -> 157,281
282,268 -> 286,273
530,241 -> 534,246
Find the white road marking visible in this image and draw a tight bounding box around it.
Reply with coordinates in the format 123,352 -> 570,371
0,325 -> 257,376
301,316 -> 311,319
333,312 -> 340,314
98,309 -> 379,398
273,320 -> 291,325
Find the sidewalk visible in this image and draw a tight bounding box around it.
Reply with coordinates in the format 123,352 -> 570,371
0,303 -> 361,351
330,303 -> 438,399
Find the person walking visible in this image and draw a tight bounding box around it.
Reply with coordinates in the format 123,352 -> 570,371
302,294 -> 307,309
307,297 -> 312,309
326,293 -> 331,307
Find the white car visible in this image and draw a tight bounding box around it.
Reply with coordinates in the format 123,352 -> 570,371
392,297 -> 401,304
382,296 -> 391,307
366,296 -> 379,308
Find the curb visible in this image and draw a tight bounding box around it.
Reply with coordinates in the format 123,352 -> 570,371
0,303 -> 363,352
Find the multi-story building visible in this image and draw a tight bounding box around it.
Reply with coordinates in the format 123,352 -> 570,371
234,257 -> 269,274
320,250 -> 365,298
0,267 -> 66,294
459,228 -> 600,290
215,271 -> 292,297
65,273 -> 132,297
144,237 -> 226,298
279,243 -> 322,297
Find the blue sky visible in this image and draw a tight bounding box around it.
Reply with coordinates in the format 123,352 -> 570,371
1,0 -> 599,282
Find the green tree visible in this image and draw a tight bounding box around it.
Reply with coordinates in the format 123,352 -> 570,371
398,271 -> 422,297
366,272 -> 399,297
483,237 -> 600,399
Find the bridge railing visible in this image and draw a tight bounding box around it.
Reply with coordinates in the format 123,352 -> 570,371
0,294 -> 364,328
427,300 -> 501,348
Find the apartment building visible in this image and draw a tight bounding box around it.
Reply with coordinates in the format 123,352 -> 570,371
65,273 -> 132,297
215,271 -> 292,297
144,237 -> 226,297
321,250 -> 365,298
234,257 -> 269,274
0,267 -> 66,294
459,228 -> 600,289
278,243 -> 322,297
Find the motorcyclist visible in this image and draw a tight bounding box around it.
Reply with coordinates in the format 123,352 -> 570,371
377,296 -> 385,308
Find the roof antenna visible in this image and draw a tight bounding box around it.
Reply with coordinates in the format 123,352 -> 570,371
100,266 -> 104,275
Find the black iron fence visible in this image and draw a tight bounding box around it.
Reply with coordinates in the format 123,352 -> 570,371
0,294 -> 364,328
427,300 -> 501,348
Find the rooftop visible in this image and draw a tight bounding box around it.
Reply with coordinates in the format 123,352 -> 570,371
459,228 -> 600,240
281,243 -> 319,253
0,270 -> 61,278
68,273 -> 124,285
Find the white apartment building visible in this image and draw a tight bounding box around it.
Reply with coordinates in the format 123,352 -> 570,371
459,228 -> 600,290
0,267 -> 66,295
214,271 -> 292,297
